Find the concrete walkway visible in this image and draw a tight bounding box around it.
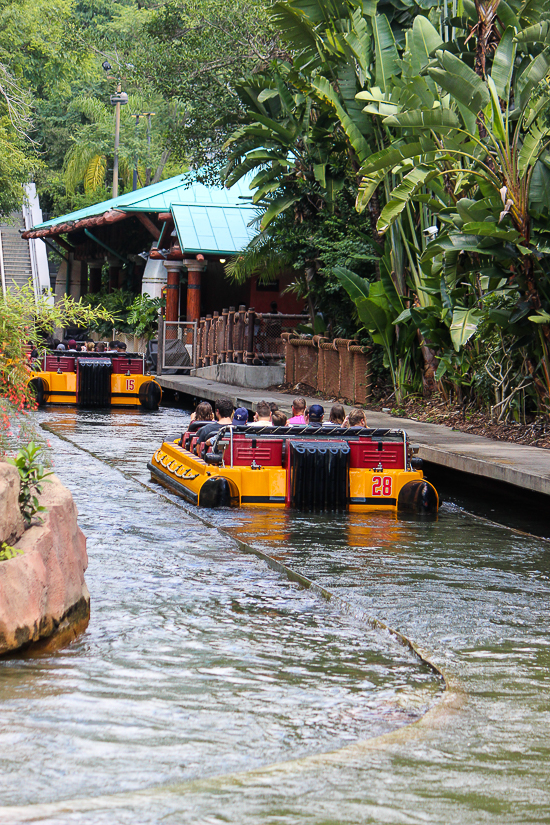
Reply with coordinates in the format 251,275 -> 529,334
158,374 -> 550,497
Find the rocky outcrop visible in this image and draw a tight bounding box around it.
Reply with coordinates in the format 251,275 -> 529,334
0,463 -> 25,546
0,471 -> 89,656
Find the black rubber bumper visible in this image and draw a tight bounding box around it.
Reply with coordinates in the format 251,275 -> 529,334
397,480 -> 439,515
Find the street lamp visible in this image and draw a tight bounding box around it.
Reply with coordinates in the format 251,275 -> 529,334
109,86 -> 128,198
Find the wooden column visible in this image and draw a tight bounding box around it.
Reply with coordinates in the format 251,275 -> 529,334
163,261 -> 182,340
88,264 -> 102,294
108,259 -> 120,293
183,257 -> 204,324
80,262 -> 88,297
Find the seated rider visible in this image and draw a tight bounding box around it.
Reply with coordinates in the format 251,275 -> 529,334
328,403 -> 345,426
195,398 -> 234,456
247,400 -> 273,427
345,408 -> 368,428
306,404 -> 324,427
287,397 -> 307,425
190,401 -> 214,423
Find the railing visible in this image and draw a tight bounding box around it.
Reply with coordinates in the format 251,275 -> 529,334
283,334 -> 372,405
195,306 -> 308,367
160,321 -> 198,372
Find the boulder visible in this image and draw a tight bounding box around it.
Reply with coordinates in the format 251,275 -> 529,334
0,462 -> 24,545
0,474 -> 89,655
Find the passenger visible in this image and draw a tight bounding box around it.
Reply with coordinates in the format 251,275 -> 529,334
52,338 -> 61,350
346,408 -> 368,428
96,342 -> 106,353
248,400 -> 273,427
66,339 -> 77,350
85,341 -> 95,352
108,341 -> 118,351
116,341 -> 127,352
271,410 -> 287,427
269,401 -> 279,413
328,403 -> 345,426
195,398 -> 234,455
307,404 -> 324,427
56,343 -> 66,351
287,397 -> 307,424
232,407 -> 249,426
190,401 -> 214,423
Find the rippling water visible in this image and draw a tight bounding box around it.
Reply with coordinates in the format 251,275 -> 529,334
1,405 -> 549,823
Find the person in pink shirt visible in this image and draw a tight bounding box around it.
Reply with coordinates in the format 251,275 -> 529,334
287,397 -> 307,424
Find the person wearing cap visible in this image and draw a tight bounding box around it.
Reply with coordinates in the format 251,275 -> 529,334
232,407 -> 249,426
307,404 -> 324,426
287,397 -> 307,425
116,341 -> 127,352
66,339 -> 77,350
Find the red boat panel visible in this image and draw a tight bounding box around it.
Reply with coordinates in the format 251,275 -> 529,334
349,441 -> 405,470
111,358 -> 144,375
44,356 -> 75,372
229,439 -> 283,467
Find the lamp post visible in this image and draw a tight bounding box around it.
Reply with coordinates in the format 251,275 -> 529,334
109,83 -> 128,197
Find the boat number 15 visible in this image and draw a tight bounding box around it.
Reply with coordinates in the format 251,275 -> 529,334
126,379 -> 135,391
372,475 -> 392,496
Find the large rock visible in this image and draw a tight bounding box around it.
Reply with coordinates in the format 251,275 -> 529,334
0,462 -> 24,545
0,474 -> 89,655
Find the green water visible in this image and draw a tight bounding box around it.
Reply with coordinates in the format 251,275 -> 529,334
0,407 -> 549,824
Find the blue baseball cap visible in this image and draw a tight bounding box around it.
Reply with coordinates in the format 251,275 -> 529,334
232,407 -> 249,425
308,404 -> 324,422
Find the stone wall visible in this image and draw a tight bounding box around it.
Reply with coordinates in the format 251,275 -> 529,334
0,464 -> 90,656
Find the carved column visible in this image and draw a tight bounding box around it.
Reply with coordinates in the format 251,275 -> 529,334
163,260 -> 182,340
183,257 -> 204,324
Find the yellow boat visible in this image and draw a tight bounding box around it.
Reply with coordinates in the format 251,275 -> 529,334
148,424 -> 438,514
28,351 -> 162,409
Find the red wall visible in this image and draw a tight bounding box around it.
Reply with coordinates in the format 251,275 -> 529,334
247,273 -> 306,314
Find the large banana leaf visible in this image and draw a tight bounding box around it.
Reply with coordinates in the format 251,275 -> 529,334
428,51 -> 490,114
412,15 -> 443,67
487,77 -> 506,142
514,21 -> 550,43
312,76 -> 371,162
517,47 -> 550,109
492,27 -> 516,102
371,14 -> 399,93
382,108 -> 460,130
377,166 -> 439,233
260,195 -> 300,230
358,137 -> 436,175
450,307 -> 482,351
518,123 -> 550,176
333,265 -> 370,303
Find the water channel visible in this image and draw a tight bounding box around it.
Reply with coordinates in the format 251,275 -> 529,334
1,405 -> 549,823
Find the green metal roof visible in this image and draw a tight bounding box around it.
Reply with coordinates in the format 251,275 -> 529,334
171,203 -> 258,255
31,173 -> 256,229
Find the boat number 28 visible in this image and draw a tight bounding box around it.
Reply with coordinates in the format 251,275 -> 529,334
372,475 -> 392,496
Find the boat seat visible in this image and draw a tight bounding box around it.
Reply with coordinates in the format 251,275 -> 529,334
181,420 -> 213,449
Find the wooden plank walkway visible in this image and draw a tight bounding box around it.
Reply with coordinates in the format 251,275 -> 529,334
158,374 -> 550,497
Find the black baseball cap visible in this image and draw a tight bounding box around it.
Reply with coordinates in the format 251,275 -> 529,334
308,404 -> 324,422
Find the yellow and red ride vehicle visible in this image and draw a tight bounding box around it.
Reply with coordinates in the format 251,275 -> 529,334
148,423 -> 438,514
28,351 -> 162,409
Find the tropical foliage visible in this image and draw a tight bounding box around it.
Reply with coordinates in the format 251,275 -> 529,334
222,0 -> 550,417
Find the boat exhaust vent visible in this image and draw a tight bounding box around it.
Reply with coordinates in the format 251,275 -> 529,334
77,358 -> 112,407
289,440 -> 350,511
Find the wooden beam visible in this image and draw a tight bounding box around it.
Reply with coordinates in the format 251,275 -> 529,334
136,212 -> 161,240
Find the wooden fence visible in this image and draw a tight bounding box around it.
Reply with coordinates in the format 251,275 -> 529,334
196,305 -> 308,367
282,334 -> 372,404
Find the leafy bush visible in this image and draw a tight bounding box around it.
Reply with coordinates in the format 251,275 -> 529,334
84,290 -> 165,340
7,442 -> 53,526
0,542 -> 23,562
